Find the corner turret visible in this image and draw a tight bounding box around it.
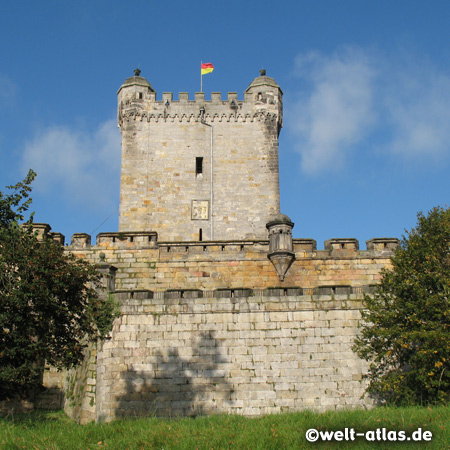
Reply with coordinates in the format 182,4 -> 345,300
266,213 -> 295,281
117,69 -> 155,126
245,69 -> 283,135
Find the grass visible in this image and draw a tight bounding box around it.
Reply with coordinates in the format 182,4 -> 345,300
1,406 -> 449,449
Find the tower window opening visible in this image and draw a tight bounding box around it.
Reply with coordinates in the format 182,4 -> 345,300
199,228 -> 203,241
138,92 -> 143,100
196,157 -> 203,177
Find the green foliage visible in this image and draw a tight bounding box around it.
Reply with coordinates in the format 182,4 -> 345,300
354,206 -> 450,405
0,169 -> 36,227
89,294 -> 121,340
0,171 -> 118,401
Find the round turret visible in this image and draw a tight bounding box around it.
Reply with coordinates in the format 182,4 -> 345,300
244,69 -> 283,133
245,69 -> 282,93
266,213 -> 294,229
117,68 -> 155,94
117,69 -> 156,127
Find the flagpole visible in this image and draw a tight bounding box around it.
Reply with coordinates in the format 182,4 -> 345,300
200,61 -> 203,92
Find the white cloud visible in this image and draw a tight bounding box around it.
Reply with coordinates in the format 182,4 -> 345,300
21,119 -> 121,211
288,46 -> 450,174
289,47 -> 376,173
383,64 -> 450,161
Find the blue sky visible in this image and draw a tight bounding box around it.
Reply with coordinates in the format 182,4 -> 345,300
1,1 -> 449,249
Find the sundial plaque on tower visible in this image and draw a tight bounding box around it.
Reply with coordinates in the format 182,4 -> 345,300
191,200 -> 209,220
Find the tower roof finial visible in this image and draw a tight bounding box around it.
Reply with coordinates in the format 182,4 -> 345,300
259,68 -> 266,76
134,68 -> 141,77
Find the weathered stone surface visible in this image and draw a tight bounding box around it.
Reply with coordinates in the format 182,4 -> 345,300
90,293 -> 370,422
68,237 -> 396,293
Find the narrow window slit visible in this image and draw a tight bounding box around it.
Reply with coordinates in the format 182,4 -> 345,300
196,157 -> 203,177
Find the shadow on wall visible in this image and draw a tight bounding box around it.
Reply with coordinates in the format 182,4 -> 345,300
115,331 -> 233,418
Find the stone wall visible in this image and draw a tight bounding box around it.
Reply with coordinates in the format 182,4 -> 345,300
35,367 -> 65,410
61,232 -> 399,423
94,291 -> 368,422
69,234 -> 396,293
64,343 -> 98,424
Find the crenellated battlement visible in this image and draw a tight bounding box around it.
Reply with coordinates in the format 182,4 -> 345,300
65,229 -> 399,257
30,224 -> 400,262
120,89 -> 278,105
128,90 -> 243,102
59,228 -> 398,311
118,92 -> 282,127
117,70 -> 283,130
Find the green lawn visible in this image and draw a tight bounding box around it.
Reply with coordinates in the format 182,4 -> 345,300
1,406 -> 449,449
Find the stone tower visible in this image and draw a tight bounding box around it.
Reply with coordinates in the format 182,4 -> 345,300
117,69 -> 283,241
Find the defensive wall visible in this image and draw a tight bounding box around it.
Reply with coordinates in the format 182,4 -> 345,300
69,231 -> 397,293
32,226 -> 399,423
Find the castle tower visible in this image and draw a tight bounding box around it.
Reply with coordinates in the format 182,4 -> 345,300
117,68 -> 283,241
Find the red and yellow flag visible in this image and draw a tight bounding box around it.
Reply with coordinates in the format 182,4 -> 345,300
201,62 -> 214,75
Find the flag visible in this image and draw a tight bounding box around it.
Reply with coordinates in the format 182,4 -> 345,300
201,63 -> 214,75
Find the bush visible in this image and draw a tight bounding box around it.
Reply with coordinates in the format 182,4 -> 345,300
0,170 -> 118,400
354,206 -> 450,405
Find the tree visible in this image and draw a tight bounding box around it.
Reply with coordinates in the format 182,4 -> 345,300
354,206 -> 450,405
0,171 -> 118,400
